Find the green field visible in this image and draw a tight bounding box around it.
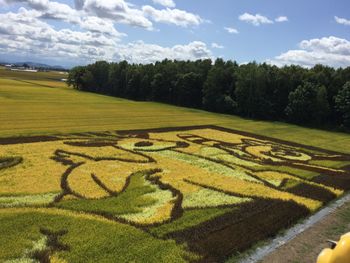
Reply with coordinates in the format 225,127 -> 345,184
1,68 -> 350,262
1,68 -> 350,154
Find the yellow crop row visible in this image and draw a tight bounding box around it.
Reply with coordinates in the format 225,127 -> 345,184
1,127 -> 349,223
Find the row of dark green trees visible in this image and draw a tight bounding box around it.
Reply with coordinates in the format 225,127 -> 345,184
67,59 -> 350,131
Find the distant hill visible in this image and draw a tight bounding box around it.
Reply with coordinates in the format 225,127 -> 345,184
17,62 -> 66,70
0,61 -> 67,71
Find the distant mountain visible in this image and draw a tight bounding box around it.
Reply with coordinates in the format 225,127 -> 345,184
0,61 -> 67,70
17,62 -> 66,70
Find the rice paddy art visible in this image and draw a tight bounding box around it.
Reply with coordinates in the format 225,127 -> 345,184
1,125 -> 350,262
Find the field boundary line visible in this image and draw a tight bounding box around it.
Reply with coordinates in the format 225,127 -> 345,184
1,125 -> 349,157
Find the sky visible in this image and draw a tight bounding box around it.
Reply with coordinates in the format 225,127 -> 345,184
0,0 -> 349,68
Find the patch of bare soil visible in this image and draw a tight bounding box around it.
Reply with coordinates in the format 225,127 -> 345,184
260,201 -> 350,263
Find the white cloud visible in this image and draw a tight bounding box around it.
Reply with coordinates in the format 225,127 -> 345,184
211,43 -> 224,49
275,16 -> 288,22
5,0 -> 153,29
0,8 -> 120,63
239,13 -> 273,26
40,1 -> 81,24
3,0 -> 207,31
115,41 -> 212,64
224,26 -> 239,34
268,36 -> 350,68
5,0 -> 50,10
5,0 -> 79,23
3,0 -> 127,36
152,0 -> 175,8
80,0 -> 153,29
0,0 -> 210,65
142,6 -> 203,27
80,16 -> 125,37
0,9 -> 211,65
299,37 -> 350,55
335,16 -> 350,26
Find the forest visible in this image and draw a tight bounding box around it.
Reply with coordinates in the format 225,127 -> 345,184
67,59 -> 350,131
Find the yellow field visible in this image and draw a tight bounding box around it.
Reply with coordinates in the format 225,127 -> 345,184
2,126 -> 350,218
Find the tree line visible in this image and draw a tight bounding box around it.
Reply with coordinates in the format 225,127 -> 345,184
67,59 -> 350,131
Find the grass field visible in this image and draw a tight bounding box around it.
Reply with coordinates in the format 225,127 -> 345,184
1,68 -> 350,154
1,68 -> 350,262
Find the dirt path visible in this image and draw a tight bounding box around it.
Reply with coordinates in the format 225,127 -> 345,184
260,201 -> 350,263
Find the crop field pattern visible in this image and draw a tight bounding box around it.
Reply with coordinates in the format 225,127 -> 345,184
1,125 -> 350,262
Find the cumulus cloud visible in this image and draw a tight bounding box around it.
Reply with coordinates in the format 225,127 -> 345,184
0,0 -> 209,65
5,0 -> 79,23
3,0 -> 207,30
152,0 -> 175,8
0,8 -> 120,62
79,0 -> 153,29
142,6 -> 203,27
115,41 -> 212,64
80,16 -> 126,37
4,0 -> 50,10
0,8 -> 211,65
275,16 -> 288,22
335,16 -> 350,26
224,27 -> 239,34
3,0 -> 127,36
268,36 -> 350,68
39,1 -> 81,24
239,12 -> 273,26
211,43 -> 224,49
77,0 -> 204,29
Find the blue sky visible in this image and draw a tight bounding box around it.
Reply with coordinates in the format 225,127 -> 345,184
0,0 -> 349,68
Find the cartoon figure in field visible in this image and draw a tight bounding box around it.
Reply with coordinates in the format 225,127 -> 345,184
176,133 -> 350,174
50,130 -> 349,226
